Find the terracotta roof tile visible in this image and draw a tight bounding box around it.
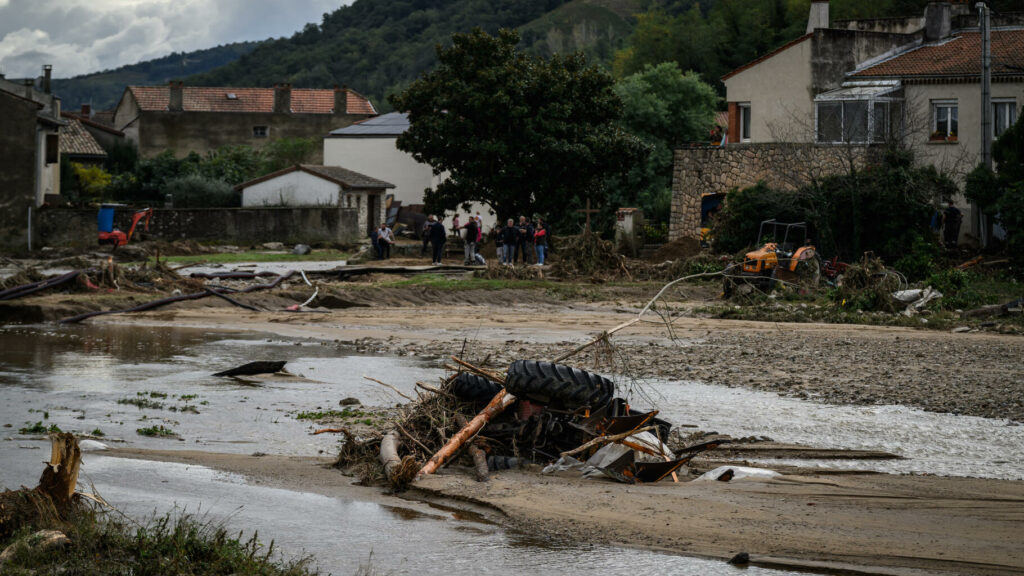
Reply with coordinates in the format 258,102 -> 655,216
854,29 -> 1024,78
59,117 -> 107,157
127,86 -> 376,115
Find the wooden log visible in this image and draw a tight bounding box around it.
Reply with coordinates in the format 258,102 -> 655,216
379,432 -> 401,482
456,414 -> 489,482
418,388 -> 515,478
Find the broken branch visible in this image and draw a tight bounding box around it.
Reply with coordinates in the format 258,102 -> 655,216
362,376 -> 415,402
560,425 -> 657,459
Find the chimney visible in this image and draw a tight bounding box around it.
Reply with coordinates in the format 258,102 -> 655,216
274,83 -> 292,114
924,2 -> 952,41
333,85 -> 348,115
169,81 -> 183,111
81,103 -> 91,117
23,79 -> 34,99
42,64 -> 52,94
806,0 -> 830,33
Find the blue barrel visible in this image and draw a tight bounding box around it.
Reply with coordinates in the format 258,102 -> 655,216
97,206 -> 116,233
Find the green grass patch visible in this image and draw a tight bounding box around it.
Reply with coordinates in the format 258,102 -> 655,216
294,407 -> 366,420
139,391 -> 168,399
151,249 -> 350,266
18,421 -> 61,435
90,428 -> 105,437
0,509 -> 318,575
136,425 -> 177,437
118,397 -> 164,410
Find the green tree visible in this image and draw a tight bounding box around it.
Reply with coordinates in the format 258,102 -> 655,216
611,62 -> 718,222
260,137 -> 318,173
389,28 -> 645,230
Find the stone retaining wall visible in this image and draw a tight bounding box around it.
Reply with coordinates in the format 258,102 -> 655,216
670,143 -> 873,240
36,206 -> 361,250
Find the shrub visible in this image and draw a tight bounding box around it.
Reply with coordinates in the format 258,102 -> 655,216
164,175 -> 239,208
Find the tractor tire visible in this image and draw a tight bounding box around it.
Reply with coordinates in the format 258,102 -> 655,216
505,360 -> 614,409
450,373 -> 503,404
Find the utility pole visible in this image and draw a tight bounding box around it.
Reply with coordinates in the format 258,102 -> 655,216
977,1 -> 992,247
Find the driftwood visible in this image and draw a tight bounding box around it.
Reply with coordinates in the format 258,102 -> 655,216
59,271 -> 297,324
379,432 -> 402,482
212,361 -> 287,378
560,425 -> 657,458
0,270 -> 86,301
455,414 -> 489,482
0,433 -> 82,540
363,376 -> 415,402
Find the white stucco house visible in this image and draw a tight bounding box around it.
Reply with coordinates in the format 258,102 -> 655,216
323,112 -> 497,232
236,164 -> 394,238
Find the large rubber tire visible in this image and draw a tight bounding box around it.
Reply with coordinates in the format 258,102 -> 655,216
451,373 -> 503,404
505,360 -> 614,409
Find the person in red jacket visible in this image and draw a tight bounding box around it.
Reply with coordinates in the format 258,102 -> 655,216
534,219 -> 549,266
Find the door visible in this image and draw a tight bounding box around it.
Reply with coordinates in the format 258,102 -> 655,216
367,194 -> 379,238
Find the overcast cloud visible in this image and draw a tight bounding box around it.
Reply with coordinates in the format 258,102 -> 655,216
0,0 -> 348,79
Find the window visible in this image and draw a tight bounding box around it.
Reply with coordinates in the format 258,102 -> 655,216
45,133 -> 59,164
994,100 -> 1017,138
739,103 -> 751,142
932,100 -> 958,139
815,101 -> 880,143
252,126 -> 268,138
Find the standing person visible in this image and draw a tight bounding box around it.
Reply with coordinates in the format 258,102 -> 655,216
429,216 -> 446,265
501,218 -> 517,265
462,216 -> 479,265
421,215 -> 434,256
370,225 -> 381,260
515,216 -> 533,264
943,201 -> 962,248
375,222 -> 393,260
534,219 -> 549,266
451,214 -> 461,242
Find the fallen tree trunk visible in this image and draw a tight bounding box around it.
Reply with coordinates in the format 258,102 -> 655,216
0,270 -> 87,301
418,388 -> 515,478
59,271 -> 296,324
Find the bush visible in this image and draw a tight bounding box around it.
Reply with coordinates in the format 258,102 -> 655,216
164,175 -> 239,208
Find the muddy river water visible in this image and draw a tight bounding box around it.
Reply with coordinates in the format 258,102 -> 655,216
2,324 -> 1022,575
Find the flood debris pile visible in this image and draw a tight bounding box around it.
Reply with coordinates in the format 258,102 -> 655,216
0,433 -> 83,543
335,356 -> 725,489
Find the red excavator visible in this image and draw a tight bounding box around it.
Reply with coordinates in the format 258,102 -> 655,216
97,205 -> 152,249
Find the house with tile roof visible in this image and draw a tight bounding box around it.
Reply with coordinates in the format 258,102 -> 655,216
670,1 -> 1024,244
236,164 -> 394,238
113,82 -> 376,158
59,116 -> 108,166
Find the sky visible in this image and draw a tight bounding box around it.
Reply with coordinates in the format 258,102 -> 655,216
0,0 -> 348,79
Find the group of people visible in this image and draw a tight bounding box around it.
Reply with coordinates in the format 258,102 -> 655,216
417,212 -> 550,266
369,222 -> 395,260
497,215 -> 548,266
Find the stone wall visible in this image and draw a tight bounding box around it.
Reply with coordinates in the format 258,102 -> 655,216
0,91 -> 43,253
670,143 -> 873,241
35,207 -> 361,250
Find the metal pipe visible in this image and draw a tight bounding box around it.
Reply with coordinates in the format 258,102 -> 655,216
978,1 -> 992,248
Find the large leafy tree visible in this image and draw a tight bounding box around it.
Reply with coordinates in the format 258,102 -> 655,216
389,28 -> 645,230
611,62 -> 718,222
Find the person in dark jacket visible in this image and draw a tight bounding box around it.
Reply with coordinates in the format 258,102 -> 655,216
514,216 -> 534,264
429,216 -> 447,265
500,218 -> 517,265
462,217 -> 479,265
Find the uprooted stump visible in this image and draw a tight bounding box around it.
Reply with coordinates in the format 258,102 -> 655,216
0,432 -> 82,540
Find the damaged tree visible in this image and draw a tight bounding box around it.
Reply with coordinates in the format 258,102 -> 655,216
0,433 -> 82,540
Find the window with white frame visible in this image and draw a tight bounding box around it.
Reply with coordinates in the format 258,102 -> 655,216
739,103 -> 751,142
994,99 -> 1017,139
931,100 -> 958,139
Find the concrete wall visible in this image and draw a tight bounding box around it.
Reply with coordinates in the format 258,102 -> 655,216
0,90 -> 39,252
811,29 -> 920,95
35,207 -> 361,249
669,143 -> 872,241
242,171 -> 340,207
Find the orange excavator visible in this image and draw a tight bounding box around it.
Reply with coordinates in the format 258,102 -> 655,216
723,219 -> 821,297
97,204 -> 152,249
